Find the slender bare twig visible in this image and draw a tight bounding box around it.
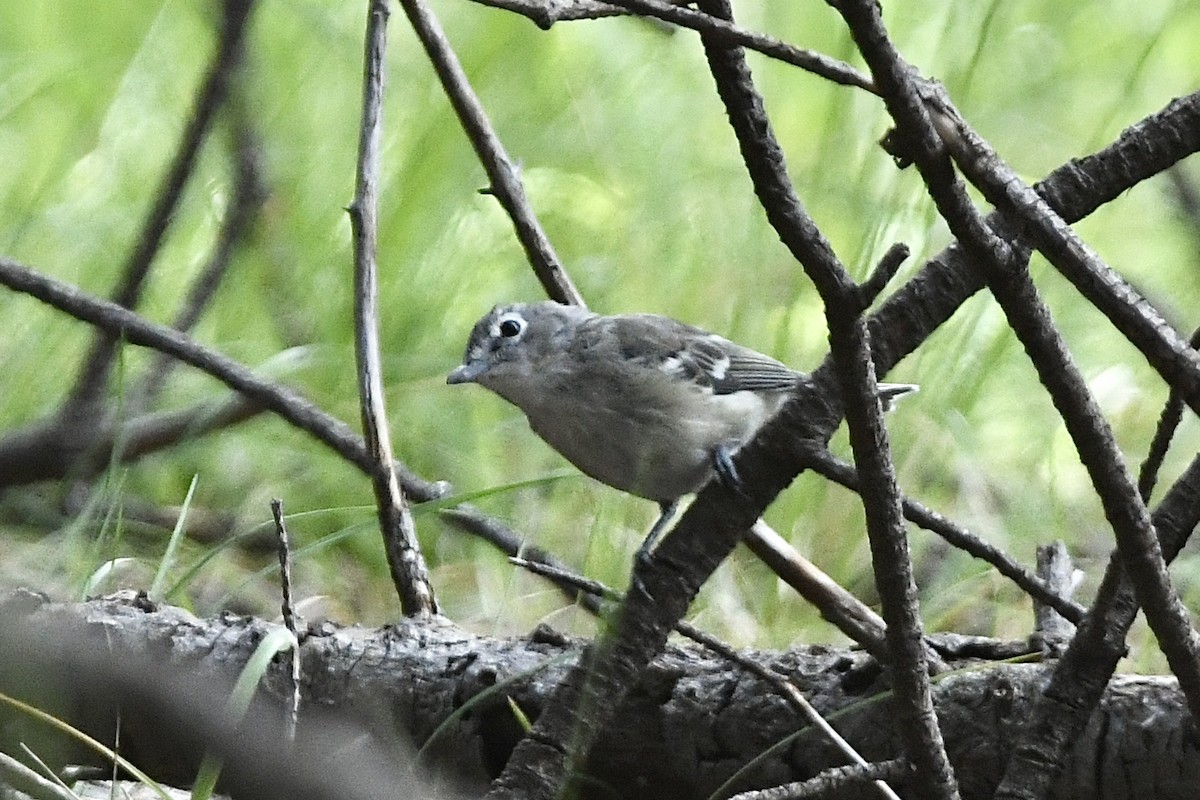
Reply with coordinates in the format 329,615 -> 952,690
459,0 -> 873,94
271,498 -> 301,742
578,0 -> 876,92
1032,542 -> 1078,657
856,243 -> 910,310
800,448 -> 1086,624
397,0 -> 583,306
0,257 -> 382,481
349,0 -> 437,617
65,0 -> 257,415
1137,326 -> 1200,502
272,498 -> 299,639
744,521 -> 889,660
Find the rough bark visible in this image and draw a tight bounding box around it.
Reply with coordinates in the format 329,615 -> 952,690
1,592 -> 1195,800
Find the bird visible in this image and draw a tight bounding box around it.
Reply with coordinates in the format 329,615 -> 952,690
447,301 -> 916,557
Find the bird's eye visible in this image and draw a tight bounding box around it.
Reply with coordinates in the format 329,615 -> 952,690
497,315 -> 525,338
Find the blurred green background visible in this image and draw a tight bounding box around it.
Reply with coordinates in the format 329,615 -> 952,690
0,0 -> 1197,669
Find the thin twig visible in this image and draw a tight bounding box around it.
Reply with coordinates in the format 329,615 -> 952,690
856,243 -> 909,310
744,521 -> 889,660
349,0 -> 437,617
132,93 -> 268,413
271,498 -> 301,742
272,499 -> 299,639
1032,542 -> 1078,657
800,448 -> 1086,624
0,257 -> 383,483
923,84 -> 1200,417
585,0 -> 876,92
1137,326 -> 1200,502
65,0 -> 257,414
397,0 -> 583,306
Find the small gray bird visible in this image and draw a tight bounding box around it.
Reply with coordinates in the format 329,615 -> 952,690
448,301 -> 916,555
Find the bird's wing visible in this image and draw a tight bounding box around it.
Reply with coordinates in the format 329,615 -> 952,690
576,314 -> 798,395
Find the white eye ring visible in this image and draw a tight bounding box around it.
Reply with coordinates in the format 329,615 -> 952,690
495,313 -> 526,340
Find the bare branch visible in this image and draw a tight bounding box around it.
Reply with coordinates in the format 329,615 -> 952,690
1138,326 -> 1200,501
65,0 -> 258,414
995,453 -> 1200,800
398,0 -> 584,306
348,0 -> 437,617
800,448 -> 1086,624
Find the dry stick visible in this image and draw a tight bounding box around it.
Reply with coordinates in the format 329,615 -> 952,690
64,0 -> 257,415
397,0 -> 583,307
745,520 -> 889,659
270,498 -> 301,742
511,557 -> 905,800
1032,542 -> 1077,657
348,0 -> 437,617
1137,326 -> 1200,502
573,0 -> 875,92
856,242 -> 910,310
694,1 -> 958,796
463,0 -> 622,25
922,87 -> 1200,417
833,0 -> 1200,776
458,0 -> 874,93
800,448 -> 1086,624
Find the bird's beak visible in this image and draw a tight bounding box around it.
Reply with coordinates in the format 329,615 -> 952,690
447,359 -> 487,385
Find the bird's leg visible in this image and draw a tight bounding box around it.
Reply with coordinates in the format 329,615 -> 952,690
713,442 -> 745,495
636,500 -> 679,565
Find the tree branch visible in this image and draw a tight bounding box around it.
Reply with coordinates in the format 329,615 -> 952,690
65,0 -> 257,414
398,0 -> 583,306
348,0 -> 437,617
